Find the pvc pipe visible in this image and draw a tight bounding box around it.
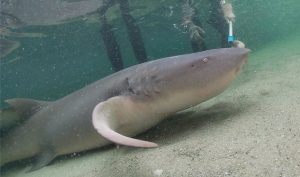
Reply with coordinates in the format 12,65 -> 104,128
228,20 -> 234,42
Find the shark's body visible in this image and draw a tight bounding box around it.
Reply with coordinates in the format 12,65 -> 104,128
0,48 -> 249,170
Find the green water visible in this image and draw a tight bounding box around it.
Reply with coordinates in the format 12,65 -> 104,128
0,0 -> 299,106
1,1 -> 300,176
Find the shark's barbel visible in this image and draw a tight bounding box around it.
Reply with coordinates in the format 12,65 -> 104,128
0,48 -> 250,171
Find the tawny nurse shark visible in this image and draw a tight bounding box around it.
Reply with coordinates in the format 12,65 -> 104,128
0,48 -> 250,171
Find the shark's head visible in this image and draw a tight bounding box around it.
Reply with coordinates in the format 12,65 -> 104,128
142,48 -> 250,112
176,47 -> 250,87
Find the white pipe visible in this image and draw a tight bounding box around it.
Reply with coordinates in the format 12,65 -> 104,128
229,20 -> 233,36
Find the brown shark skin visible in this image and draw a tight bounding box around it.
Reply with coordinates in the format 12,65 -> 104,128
0,48 -> 249,170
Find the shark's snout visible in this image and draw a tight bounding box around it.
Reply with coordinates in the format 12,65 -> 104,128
234,48 -> 250,74
238,48 -> 251,61
241,48 -> 251,54
241,48 -> 251,64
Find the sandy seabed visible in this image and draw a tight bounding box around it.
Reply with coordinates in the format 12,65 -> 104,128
1,32 -> 300,177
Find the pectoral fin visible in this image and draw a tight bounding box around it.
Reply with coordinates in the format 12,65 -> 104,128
92,96 -> 158,148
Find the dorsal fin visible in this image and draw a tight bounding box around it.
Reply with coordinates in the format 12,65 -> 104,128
0,107 -> 22,131
92,96 -> 158,148
5,98 -> 49,117
1,98 -> 50,131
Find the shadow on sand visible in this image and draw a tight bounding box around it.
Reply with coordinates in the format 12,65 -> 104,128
0,99 -> 253,174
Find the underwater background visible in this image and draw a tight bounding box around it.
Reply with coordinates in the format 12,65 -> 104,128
1,0 -> 300,176
1,0 -> 299,106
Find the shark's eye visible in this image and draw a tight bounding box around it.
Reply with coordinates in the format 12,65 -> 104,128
202,57 -> 209,63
